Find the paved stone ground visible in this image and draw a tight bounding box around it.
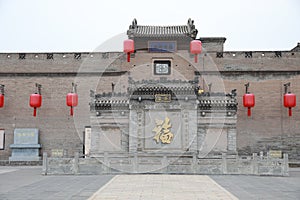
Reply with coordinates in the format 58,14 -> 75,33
0,166 -> 113,200
210,169 -> 300,200
0,166 -> 299,200
88,175 -> 238,200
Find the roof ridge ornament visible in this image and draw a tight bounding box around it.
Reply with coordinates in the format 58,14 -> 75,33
130,18 -> 137,29
187,18 -> 198,39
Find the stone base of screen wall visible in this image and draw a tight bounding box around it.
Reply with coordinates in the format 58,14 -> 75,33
42,152 -> 289,176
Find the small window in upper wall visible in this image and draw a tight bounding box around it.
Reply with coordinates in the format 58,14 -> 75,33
19,53 -> 25,59
47,53 -> 53,59
275,51 -> 282,57
153,60 -> 171,75
74,53 -> 81,59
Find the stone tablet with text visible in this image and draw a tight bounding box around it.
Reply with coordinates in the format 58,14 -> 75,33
9,128 -> 41,161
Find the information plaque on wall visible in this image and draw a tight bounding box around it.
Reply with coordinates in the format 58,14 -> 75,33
155,94 -> 171,103
0,130 -> 4,150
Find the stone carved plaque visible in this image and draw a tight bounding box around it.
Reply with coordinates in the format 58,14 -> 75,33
144,110 -> 182,151
13,128 -> 39,144
9,128 -> 41,161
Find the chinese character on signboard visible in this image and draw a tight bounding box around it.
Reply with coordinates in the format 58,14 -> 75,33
153,117 -> 174,144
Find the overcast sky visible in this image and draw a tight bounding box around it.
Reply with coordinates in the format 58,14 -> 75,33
0,0 -> 299,52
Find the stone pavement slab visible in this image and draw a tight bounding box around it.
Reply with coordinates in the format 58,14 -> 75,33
1,166 -> 300,199
0,168 -> 18,174
210,168 -> 300,200
0,166 -> 114,200
88,175 -> 238,200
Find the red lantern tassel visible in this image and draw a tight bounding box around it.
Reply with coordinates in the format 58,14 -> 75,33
33,107 -> 37,117
247,107 -> 251,117
127,53 -> 130,62
70,106 -> 73,116
289,108 -> 292,116
194,54 -> 198,63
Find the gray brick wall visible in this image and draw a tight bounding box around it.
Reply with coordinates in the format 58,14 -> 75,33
0,48 -> 300,160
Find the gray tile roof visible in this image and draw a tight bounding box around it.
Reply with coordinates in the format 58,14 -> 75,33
132,25 -> 189,37
127,18 -> 198,38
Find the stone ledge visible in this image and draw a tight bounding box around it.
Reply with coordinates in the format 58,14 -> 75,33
0,160 -> 42,166
10,144 -> 41,148
42,153 -> 289,176
9,156 -> 41,162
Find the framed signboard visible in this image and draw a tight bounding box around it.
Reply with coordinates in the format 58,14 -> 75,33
0,130 -> 4,150
155,94 -> 171,103
148,41 -> 176,53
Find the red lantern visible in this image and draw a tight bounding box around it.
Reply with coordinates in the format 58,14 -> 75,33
284,93 -> 296,116
243,83 -> 255,117
243,93 -> 255,116
0,85 -> 4,108
66,93 -> 78,116
0,94 -> 4,108
190,40 -> 202,63
30,83 -> 42,117
66,83 -> 78,116
30,93 -> 42,117
123,39 -> 134,62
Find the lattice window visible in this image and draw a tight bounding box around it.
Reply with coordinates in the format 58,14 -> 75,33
47,53 -> 53,59
19,53 -> 25,59
74,53 -> 81,59
245,52 -> 252,58
275,51 -> 282,57
216,52 -> 223,58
